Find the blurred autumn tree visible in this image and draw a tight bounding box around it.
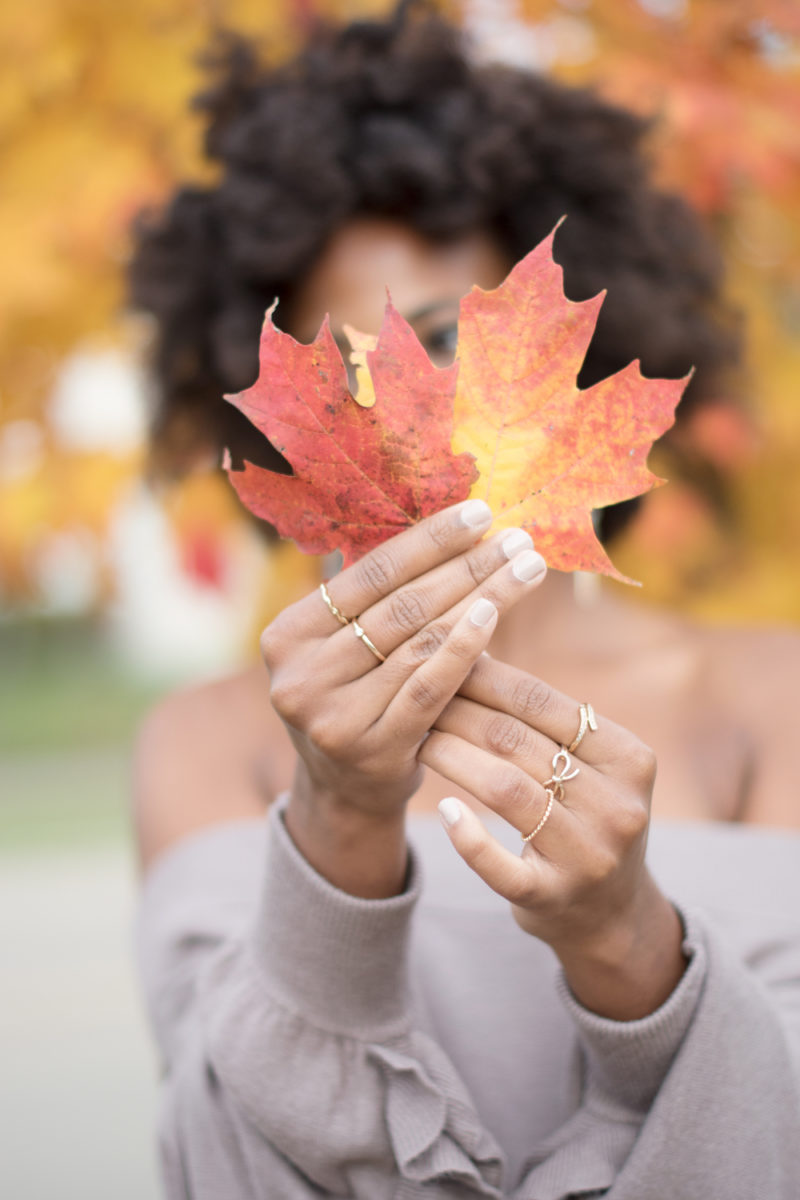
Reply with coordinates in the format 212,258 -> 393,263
0,0 -> 309,615
512,0 -> 800,618
2,0 -> 799,624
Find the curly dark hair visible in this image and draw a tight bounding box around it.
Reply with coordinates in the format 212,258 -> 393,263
128,1 -> 741,542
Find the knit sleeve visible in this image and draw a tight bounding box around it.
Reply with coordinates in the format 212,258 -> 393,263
514,906 -> 800,1199
141,799 -> 504,1199
137,806 -> 800,1199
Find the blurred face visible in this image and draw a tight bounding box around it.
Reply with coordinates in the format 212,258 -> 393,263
285,218 -> 510,370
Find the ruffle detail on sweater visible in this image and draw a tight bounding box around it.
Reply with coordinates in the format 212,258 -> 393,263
198,941 -> 504,1197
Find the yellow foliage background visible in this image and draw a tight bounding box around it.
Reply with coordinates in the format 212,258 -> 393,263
2,0 -> 799,627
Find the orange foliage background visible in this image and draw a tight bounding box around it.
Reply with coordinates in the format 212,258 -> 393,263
2,0 -> 799,626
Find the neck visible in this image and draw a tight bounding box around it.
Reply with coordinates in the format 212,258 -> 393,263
488,570 -> 578,662
487,568 -> 668,671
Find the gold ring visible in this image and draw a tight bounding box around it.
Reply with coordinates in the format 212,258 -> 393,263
352,619 -> 386,662
521,746 -> 579,842
567,702 -> 598,754
543,746 -> 580,800
319,582 -> 351,627
521,790 -> 554,843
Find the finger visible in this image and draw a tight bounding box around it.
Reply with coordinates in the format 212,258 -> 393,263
426,702 -> 650,862
433,694 -> 604,814
375,596 -> 500,743
434,694 -> 560,783
351,545 -> 547,694
303,499 -> 496,636
436,797 -> 553,904
420,730 -> 571,847
336,528 -> 539,675
458,655 -> 622,769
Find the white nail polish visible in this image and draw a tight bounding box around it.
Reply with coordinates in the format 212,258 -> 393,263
438,797 -> 463,827
469,598 -> 496,627
501,528 -> 533,559
512,550 -> 547,582
459,499 -> 492,528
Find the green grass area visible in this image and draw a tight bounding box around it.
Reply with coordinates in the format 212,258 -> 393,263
0,618 -> 159,753
0,618 -> 161,848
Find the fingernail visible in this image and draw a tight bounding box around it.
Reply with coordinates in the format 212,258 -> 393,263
501,528 -> 533,559
512,550 -> 547,582
459,499 -> 492,529
469,598 -> 496,627
438,797 -> 463,828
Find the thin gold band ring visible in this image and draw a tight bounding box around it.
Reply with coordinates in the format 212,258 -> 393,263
521,791 -> 554,843
319,582 -> 351,627
352,619 -> 386,663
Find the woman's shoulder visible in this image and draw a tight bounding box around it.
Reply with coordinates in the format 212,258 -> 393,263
691,621 -> 800,827
693,620 -> 800,711
603,601 -> 800,827
697,617 -> 800,661
132,663 -> 293,873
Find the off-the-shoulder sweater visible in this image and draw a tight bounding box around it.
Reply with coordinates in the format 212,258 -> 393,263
136,797 -> 800,1198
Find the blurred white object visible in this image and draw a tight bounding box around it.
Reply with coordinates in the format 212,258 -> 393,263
29,527 -> 101,615
107,484 -> 262,683
49,348 -> 148,456
464,0 -> 595,69
636,0 -> 687,18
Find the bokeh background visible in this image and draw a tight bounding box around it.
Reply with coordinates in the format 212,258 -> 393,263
2,1 -> 799,1196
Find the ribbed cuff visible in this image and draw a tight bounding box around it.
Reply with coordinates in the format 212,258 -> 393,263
250,796 -> 421,1039
558,906 -> 707,1112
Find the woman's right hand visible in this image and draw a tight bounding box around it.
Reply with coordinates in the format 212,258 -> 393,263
259,499 -> 547,895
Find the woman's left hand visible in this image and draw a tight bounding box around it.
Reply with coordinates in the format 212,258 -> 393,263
419,653 -> 688,1020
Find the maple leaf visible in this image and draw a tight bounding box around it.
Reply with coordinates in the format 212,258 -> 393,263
225,226 -> 687,581
224,300 -> 477,566
452,227 -> 689,581
225,228 -> 690,580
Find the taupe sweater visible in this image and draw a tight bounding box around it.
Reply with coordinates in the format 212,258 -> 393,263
137,798 -> 800,1197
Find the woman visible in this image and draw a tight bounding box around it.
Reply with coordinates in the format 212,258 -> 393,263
131,6 -> 800,1197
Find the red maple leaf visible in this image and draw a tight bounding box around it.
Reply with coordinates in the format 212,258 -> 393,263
224,300 -> 477,566
225,227 -> 688,580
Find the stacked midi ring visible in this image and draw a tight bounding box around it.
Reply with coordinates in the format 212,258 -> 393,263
319,582 -> 351,627
521,704 -> 598,844
521,746 -> 581,844
352,619 -> 386,663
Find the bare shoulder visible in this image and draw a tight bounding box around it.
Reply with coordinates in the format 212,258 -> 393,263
132,662 -> 295,874
698,622 -> 800,827
701,622 -> 800,699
